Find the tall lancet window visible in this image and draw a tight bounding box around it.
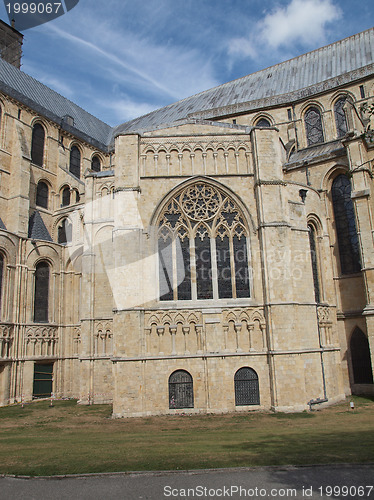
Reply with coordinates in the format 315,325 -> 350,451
334,97 -> 348,138
158,182 -> 251,301
331,175 -> 361,275
308,224 -> 321,303
305,106 -> 324,146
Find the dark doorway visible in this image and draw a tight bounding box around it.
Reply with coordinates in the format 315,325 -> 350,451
350,328 -> 373,384
33,363 -> 53,398
234,367 -> 260,405
169,370 -> 194,409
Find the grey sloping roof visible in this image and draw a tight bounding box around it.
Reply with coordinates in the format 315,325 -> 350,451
0,217 -> 6,230
285,140 -> 346,169
0,57 -> 112,150
113,27 -> 374,138
28,211 -> 52,242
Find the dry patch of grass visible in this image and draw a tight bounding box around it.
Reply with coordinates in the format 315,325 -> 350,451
0,396 -> 373,476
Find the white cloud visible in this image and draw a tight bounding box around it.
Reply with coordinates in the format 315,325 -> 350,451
228,0 -> 342,59
97,98 -> 157,123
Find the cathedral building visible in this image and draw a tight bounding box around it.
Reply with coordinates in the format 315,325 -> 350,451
0,20 -> 373,416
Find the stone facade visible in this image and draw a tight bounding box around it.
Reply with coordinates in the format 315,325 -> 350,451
0,24 -> 373,416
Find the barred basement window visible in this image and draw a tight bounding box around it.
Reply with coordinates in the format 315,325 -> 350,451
158,182 -> 251,301
69,146 -> 81,179
36,181 -> 48,209
331,175 -> 361,275
308,224 -> 321,303
334,98 -> 348,138
31,123 -> 45,167
169,370 -> 194,409
305,107 -> 324,146
91,155 -> 101,172
34,261 -> 49,323
350,328 -> 373,384
234,367 -> 260,405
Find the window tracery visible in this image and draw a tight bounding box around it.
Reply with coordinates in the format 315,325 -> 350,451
305,106 -> 324,146
158,182 -> 251,301
334,97 -> 348,138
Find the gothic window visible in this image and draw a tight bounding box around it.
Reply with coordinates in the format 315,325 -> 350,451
34,261 -> 49,323
256,118 -> 271,127
0,253 -> 3,314
234,367 -> 260,405
350,328 -> 373,384
69,145 -> 81,179
331,175 -> 361,275
31,123 -> 45,167
158,182 -> 251,301
75,190 -> 80,203
334,98 -> 348,138
36,181 -> 48,209
58,219 -> 72,245
91,155 -> 101,172
169,370 -> 194,409
305,107 -> 324,146
308,224 -> 321,303
61,186 -> 70,207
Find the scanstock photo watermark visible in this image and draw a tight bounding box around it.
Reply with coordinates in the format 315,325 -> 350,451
4,0 -> 79,31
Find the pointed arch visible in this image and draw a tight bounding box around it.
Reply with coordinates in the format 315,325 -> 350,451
31,123 -> 45,167
350,328 -> 373,384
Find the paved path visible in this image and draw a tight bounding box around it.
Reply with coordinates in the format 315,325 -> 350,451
0,464 -> 373,499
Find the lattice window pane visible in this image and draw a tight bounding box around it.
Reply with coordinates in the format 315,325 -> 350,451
216,235 -> 232,298
159,236 -> 173,301
169,370 -> 194,409
334,98 -> 348,138
176,236 -> 192,300
34,262 -> 49,323
308,225 -> 321,303
195,234 -> 213,299
69,146 -> 81,179
31,124 -> 45,167
234,367 -> 260,405
36,181 -> 48,209
233,235 -> 250,298
331,175 -> 361,275
305,107 -> 324,146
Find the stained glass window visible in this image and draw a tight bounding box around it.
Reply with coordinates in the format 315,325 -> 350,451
169,370 -> 194,409
69,146 -> 81,179
36,181 -> 48,209
234,367 -> 260,405
305,107 -> 324,146
31,124 -> 45,167
331,175 -> 361,275
158,182 -> 251,301
334,98 -> 348,138
34,261 -> 49,323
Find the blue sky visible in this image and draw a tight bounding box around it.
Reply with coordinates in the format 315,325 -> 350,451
1,0 -> 373,126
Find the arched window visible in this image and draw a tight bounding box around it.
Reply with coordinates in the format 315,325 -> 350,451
331,175 -> 361,275
305,107 -> 324,146
36,181 -> 48,209
91,155 -> 101,172
334,97 -> 348,138
58,218 -> 72,245
234,367 -> 260,405
350,328 -> 373,384
31,123 -> 45,167
75,190 -> 80,203
69,145 -> 81,179
61,186 -> 70,207
158,182 -> 251,301
34,261 -> 49,323
169,370 -> 194,409
308,224 -> 321,303
0,253 -> 3,314
255,118 -> 271,127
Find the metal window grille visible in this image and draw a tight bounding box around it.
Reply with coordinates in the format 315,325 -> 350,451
31,124 -> 45,167
69,146 -> 81,179
169,370 -> 194,409
34,261 -> 49,323
305,107 -> 324,146
36,181 -> 48,209
234,367 -> 260,405
350,328 -> 373,384
331,175 -> 361,275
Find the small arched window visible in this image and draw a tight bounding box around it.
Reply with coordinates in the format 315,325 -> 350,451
31,123 -> 45,167
58,218 -> 72,245
36,181 -> 48,209
75,190 -> 80,203
334,97 -> 348,138
350,328 -> 373,384
61,187 -> 70,207
331,175 -> 361,275
91,155 -> 101,172
0,253 -> 3,315
169,370 -> 194,409
308,224 -> 321,303
34,261 -> 49,323
256,118 -> 271,127
69,145 -> 81,179
305,107 -> 324,146
234,367 -> 260,405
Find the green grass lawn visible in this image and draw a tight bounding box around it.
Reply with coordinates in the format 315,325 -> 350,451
0,396 -> 373,476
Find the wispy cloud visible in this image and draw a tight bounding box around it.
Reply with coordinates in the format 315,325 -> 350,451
228,0 -> 342,60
